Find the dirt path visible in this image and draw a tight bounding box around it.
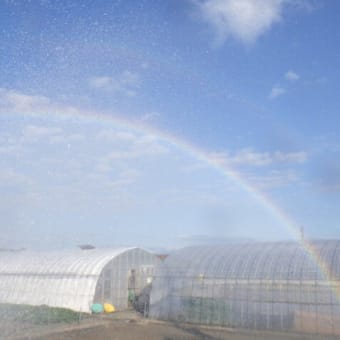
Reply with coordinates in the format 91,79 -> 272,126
8,311 -> 336,340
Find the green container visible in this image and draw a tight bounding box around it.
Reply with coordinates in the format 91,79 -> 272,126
91,303 -> 103,314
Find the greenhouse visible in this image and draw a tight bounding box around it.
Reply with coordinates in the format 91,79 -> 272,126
0,247 -> 159,312
150,240 -> 340,335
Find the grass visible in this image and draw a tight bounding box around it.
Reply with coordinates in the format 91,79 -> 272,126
0,303 -> 88,325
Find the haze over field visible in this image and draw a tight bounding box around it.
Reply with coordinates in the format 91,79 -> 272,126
1,0 -> 340,249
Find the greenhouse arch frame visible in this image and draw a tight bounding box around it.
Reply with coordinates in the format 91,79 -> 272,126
150,240 -> 340,335
0,247 -> 159,312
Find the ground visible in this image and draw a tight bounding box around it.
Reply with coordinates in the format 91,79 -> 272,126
4,310 -> 338,340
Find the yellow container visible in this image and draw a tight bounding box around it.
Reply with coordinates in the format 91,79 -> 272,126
103,303 -> 115,313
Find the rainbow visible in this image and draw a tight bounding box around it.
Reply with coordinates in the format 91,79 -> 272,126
5,102 -> 339,297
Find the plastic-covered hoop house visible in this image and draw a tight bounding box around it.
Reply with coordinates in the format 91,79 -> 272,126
150,241 -> 340,335
0,247 -> 159,312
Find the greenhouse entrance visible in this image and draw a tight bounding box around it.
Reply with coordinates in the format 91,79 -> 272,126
90,248 -> 159,311
128,266 -> 154,315
128,269 -> 137,307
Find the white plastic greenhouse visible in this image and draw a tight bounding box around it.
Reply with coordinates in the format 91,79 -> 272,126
150,240 -> 340,336
0,247 -> 159,312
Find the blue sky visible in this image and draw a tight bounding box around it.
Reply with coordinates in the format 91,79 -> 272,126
1,0 -> 340,249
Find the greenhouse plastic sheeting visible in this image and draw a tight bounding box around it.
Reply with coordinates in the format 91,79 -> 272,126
150,240 -> 340,335
0,247 -> 159,312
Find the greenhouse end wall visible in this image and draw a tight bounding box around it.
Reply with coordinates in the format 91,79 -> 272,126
149,241 -> 340,335
93,248 -> 159,309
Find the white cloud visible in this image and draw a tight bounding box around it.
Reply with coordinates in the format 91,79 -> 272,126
180,162 -> 208,173
0,169 -> 32,187
193,0 -> 286,44
229,149 -> 273,166
0,88 -> 81,119
95,162 -> 113,173
89,76 -> 111,88
89,70 -> 140,96
269,85 -> 286,99
208,148 -> 307,167
247,169 -> 299,189
88,168 -> 140,188
96,129 -> 137,143
0,88 -> 50,113
96,129 -> 168,158
141,62 -> 149,69
22,125 -> 62,143
140,112 -> 160,122
273,151 -> 306,163
104,136 -> 168,161
285,70 -> 300,81
269,70 -> 299,99
95,129 -> 169,175
23,125 -> 62,137
49,133 -> 84,145
157,188 -> 229,206
0,145 -> 21,154
19,123 -> 84,146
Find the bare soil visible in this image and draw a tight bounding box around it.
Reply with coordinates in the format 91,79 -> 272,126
7,311 -> 339,340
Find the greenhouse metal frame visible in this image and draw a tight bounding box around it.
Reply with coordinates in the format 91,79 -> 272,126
150,240 -> 340,335
0,247 -> 159,312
